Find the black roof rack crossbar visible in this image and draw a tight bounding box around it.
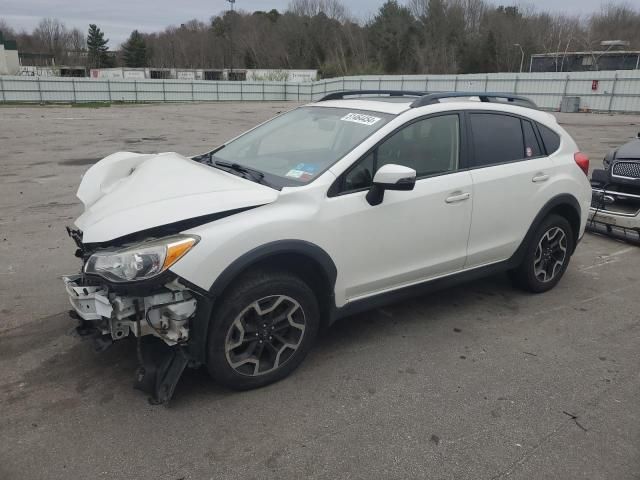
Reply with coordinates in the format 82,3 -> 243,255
318,90 -> 427,102
410,92 -> 537,109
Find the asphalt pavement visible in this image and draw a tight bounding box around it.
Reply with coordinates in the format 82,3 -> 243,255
0,103 -> 638,479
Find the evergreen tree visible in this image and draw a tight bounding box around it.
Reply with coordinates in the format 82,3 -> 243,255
87,24 -> 111,68
368,1 -> 419,73
122,30 -> 148,68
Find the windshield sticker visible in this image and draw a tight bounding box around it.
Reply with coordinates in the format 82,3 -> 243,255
294,163 -> 319,174
286,169 -> 314,181
285,169 -> 312,180
341,113 -> 381,126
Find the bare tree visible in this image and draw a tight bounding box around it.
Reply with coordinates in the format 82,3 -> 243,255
287,0 -> 350,22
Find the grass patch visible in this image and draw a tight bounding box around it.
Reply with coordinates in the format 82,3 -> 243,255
71,102 -> 111,108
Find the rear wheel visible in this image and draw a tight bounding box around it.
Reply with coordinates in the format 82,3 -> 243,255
207,270 -> 319,390
510,214 -> 574,293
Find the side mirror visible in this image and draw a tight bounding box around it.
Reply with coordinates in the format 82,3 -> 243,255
366,164 -> 416,206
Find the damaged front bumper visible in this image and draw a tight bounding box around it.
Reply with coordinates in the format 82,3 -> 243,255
63,274 -> 196,345
63,274 -> 205,404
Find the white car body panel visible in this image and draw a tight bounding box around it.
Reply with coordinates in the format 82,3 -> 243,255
170,168 -> 473,307
324,171 -> 473,301
75,151 -> 279,243
466,157 -> 554,267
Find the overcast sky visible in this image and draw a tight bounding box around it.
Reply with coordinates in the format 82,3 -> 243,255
2,0 -> 610,47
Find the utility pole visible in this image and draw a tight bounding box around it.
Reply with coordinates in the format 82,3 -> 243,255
227,0 -> 236,79
514,43 -> 525,73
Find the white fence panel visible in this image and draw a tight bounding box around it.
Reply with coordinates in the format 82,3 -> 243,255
1,71 -> 640,112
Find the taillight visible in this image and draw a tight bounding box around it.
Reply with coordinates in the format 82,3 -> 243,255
574,152 -> 589,176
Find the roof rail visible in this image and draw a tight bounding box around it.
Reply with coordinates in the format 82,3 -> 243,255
318,90 -> 427,102
410,92 -> 538,109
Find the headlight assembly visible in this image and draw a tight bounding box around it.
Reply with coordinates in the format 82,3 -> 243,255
84,235 -> 199,283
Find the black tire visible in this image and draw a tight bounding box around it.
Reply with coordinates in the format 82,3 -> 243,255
207,269 -> 320,390
509,214 -> 575,293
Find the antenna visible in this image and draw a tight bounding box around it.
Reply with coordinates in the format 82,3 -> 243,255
226,0 -> 236,11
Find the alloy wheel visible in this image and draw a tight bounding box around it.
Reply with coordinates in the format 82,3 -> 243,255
533,226 -> 568,283
224,295 -> 306,376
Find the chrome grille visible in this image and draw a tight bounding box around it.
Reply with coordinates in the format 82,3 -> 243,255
612,161 -> 640,179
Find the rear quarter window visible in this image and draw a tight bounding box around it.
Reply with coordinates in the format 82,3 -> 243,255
522,120 -> 542,158
538,124 -> 561,154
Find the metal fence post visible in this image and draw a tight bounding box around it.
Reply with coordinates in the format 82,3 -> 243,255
191,81 -> 195,102
425,76 -> 429,92
359,78 -> 363,91
378,77 -> 382,90
134,80 -> 138,103
514,74 -> 519,94
562,74 -> 570,97
240,82 -> 243,101
37,77 -> 43,103
342,77 -> 345,91
107,79 -> 112,102
484,74 -> 488,92
216,81 -> 219,101
72,78 -> 77,103
262,82 -> 265,101
453,75 -> 458,92
607,72 -> 618,113
162,80 -> 166,102
0,77 -> 5,103
401,76 -> 405,91
297,83 -> 300,101
284,82 -> 287,101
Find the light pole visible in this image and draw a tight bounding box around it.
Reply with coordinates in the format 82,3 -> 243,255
514,43 -> 525,73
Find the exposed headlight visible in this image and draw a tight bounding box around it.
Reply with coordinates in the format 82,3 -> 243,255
84,235 -> 199,283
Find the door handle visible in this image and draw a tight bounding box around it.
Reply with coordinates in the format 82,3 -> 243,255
445,192 -> 470,203
532,173 -> 550,183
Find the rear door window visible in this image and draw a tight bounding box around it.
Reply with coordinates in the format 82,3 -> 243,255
469,113 -> 524,167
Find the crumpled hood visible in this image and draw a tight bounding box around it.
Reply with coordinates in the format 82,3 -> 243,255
75,151 -> 278,243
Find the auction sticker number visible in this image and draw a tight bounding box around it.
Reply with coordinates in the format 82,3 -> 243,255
341,113 -> 381,126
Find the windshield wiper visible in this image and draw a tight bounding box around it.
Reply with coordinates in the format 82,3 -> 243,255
213,160 -> 269,186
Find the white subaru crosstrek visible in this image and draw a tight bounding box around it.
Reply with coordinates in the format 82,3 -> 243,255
63,91 -> 592,403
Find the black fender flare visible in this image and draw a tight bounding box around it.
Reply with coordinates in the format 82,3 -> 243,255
187,240 -> 338,363
510,193 -> 582,267
207,239 -> 337,297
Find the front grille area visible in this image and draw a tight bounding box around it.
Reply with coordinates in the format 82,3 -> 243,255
612,161 -> 640,179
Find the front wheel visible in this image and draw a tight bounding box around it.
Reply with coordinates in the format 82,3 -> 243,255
207,270 -> 320,390
509,214 -> 575,293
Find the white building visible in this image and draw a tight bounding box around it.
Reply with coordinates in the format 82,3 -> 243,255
0,31 -> 20,75
90,67 -> 318,82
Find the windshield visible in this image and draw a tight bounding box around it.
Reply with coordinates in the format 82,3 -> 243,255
213,106 -> 393,187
